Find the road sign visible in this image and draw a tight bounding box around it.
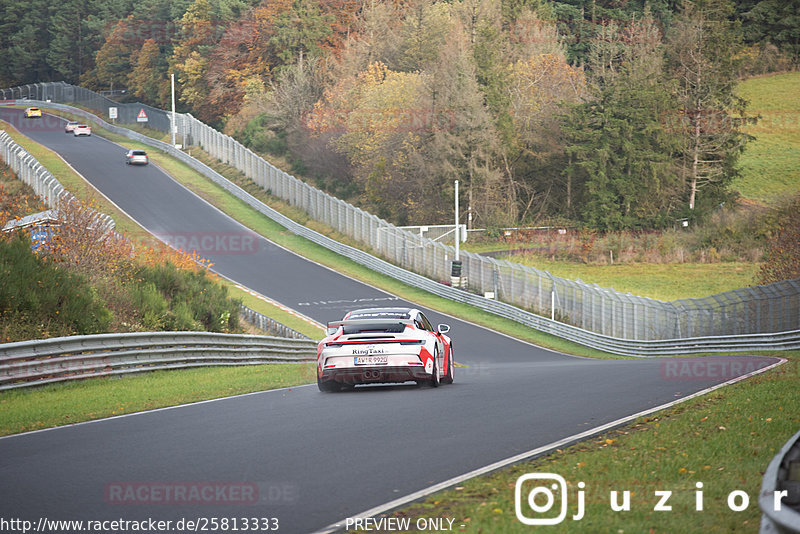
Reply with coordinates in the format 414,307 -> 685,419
109,107 -> 118,119
137,108 -> 148,122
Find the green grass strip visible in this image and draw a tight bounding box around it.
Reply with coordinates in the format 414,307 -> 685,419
0,363 -> 316,436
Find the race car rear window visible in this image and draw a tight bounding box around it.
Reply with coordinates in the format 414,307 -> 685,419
342,322 -> 407,334
347,311 -> 410,320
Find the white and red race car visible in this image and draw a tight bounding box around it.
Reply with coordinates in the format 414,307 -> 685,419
316,307 -> 454,392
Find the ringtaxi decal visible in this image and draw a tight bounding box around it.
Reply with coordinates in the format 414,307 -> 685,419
514,473 -> 791,525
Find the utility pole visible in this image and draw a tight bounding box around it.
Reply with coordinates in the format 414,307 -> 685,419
454,179 -> 460,261
451,179 -> 463,288
171,73 -> 176,147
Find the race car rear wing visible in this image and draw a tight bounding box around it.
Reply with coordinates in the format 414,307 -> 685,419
325,318 -> 414,336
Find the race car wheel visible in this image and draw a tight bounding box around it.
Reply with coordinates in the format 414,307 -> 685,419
317,377 -> 341,393
442,345 -> 454,384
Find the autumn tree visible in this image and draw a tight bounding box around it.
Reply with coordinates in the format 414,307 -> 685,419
396,0 -> 452,72
171,0 -> 218,118
406,18 -> 507,227
93,17 -> 139,90
504,12 -> 586,220
129,38 -> 171,106
308,61 -> 428,222
268,0 -> 334,73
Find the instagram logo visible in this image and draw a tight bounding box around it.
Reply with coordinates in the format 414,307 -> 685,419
515,473 -> 584,525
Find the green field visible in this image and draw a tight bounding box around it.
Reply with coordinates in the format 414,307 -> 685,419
734,72 -> 800,204
492,257 -> 759,301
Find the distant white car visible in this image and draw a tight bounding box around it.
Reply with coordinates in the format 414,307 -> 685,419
73,124 -> 91,136
125,149 -> 148,165
64,121 -> 79,133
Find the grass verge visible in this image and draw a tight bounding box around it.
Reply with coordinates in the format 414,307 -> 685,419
0,363 -> 316,436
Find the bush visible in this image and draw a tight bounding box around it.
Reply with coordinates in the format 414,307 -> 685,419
0,235 -> 111,341
134,263 -> 240,332
758,194 -> 800,284
240,113 -> 288,157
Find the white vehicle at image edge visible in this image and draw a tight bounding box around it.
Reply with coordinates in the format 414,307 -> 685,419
73,124 -> 92,136
316,307 -> 454,392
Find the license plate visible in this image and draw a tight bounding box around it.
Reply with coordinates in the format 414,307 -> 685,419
354,355 -> 388,365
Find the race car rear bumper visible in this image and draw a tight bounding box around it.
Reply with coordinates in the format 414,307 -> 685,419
320,365 -> 431,385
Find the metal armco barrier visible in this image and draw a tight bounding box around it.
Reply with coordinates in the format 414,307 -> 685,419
760,428 -> 800,533
0,332 -> 317,391
239,306 -> 310,340
0,130 -> 115,234
4,94 -> 800,356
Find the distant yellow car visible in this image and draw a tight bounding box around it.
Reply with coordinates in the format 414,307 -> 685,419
24,107 -> 42,118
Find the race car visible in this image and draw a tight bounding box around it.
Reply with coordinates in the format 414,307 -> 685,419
24,107 -> 42,118
316,307 -> 454,392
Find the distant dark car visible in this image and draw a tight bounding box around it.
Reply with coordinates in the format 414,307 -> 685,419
125,149 -> 148,165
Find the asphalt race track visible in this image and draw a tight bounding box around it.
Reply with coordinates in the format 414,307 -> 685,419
0,108 -> 782,533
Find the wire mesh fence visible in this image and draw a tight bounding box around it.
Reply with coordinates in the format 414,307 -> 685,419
5,81 -> 799,341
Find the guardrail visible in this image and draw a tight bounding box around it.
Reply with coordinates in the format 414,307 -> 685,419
9,100 -> 800,356
0,332 -> 317,391
760,428 -> 800,533
239,305 -> 311,340
0,130 -> 116,234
